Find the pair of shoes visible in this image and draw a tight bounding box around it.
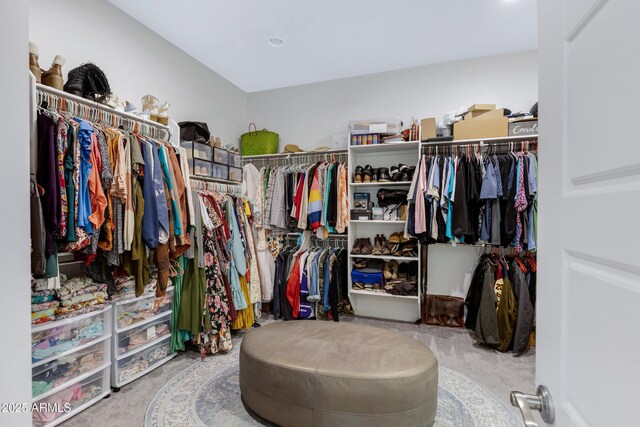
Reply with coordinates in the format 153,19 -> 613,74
397,262 -> 418,282
384,260 -> 399,280
41,54 -> 65,91
389,164 -> 417,182
141,95 -> 170,124
372,234 -> 392,255
355,165 -> 391,183
351,238 -> 373,255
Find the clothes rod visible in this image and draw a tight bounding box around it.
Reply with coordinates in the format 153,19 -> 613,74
243,148 -> 347,160
36,83 -> 172,138
285,232 -> 348,238
421,134 -> 538,146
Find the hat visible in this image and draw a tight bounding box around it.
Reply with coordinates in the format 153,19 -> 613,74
284,144 -> 304,153
311,146 -> 330,152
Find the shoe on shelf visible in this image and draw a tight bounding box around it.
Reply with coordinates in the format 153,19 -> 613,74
360,238 -> 374,255
384,260 -> 399,280
372,235 -> 383,255
407,262 -> 418,283
29,42 -> 42,83
380,235 -> 391,255
390,165 -> 403,181
363,165 -> 373,183
372,168 -> 379,182
388,232 -> 401,244
378,167 -> 391,182
402,241 -> 418,257
41,55 -> 65,90
398,262 -> 408,279
407,166 -> 416,181
354,165 -> 363,183
351,238 -> 364,254
398,163 -> 409,173
353,282 -> 365,290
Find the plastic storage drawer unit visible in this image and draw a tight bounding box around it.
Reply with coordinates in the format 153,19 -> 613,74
229,166 -> 242,182
31,307 -> 111,364
181,141 -> 213,161
113,337 -> 174,387
228,152 -> 242,168
115,312 -> 172,357
32,337 -> 109,399
188,159 -> 213,177
114,287 -> 174,331
32,367 -> 110,427
212,164 -> 229,180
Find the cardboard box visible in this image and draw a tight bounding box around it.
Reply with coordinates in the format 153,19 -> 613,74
453,116 -> 509,140
468,103 -> 496,112
509,118 -> 538,136
470,108 -> 505,120
420,117 -> 437,141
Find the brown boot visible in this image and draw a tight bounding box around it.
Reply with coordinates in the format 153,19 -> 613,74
351,238 -> 363,254
372,235 -> 382,255
29,42 -> 42,83
380,234 -> 391,255
361,238 -> 374,255
41,55 -> 65,90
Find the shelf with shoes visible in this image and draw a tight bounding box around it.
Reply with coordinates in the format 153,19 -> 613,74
347,128 -> 422,323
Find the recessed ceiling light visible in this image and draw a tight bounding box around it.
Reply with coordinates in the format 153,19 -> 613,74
269,37 -> 285,47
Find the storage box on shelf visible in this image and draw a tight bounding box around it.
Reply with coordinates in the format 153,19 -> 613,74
181,141 -> 213,161
229,166 -> 243,182
212,163 -> 229,180
189,158 -> 214,178
111,287 -> 176,389
347,133 -> 422,323
214,147 -> 229,164
31,306 -> 112,427
228,152 -> 242,168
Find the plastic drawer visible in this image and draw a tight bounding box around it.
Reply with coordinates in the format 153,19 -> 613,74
32,337 -> 109,399
228,152 -> 242,168
32,367 -> 109,427
212,163 -> 229,180
188,159 -> 213,177
181,141 -> 213,161
116,313 -> 172,357
213,147 -> 229,164
31,307 -> 111,365
114,337 -> 173,387
229,166 -> 242,182
114,287 -> 173,331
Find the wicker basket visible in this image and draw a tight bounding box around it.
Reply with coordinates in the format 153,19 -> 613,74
240,123 -> 279,156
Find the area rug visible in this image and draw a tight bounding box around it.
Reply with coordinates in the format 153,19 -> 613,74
145,347 -> 523,427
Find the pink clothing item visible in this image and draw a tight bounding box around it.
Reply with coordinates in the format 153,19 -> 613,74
414,155 -> 428,234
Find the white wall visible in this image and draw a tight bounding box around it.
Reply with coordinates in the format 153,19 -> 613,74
248,50 -> 538,151
29,0 -> 247,147
0,1 -> 31,425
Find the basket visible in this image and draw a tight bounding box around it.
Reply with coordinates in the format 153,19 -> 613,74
240,123 -> 279,156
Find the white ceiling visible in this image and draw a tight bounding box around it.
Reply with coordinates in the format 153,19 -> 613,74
109,0 -> 538,93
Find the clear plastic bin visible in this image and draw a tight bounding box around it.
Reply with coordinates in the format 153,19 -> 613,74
188,159 -> 213,177
181,141 -> 213,161
229,166 -> 242,182
228,152 -> 242,168
31,307 -> 111,365
114,288 -> 174,331
32,367 -> 109,427
214,147 -> 229,164
212,164 -> 229,180
116,313 -> 171,357
114,338 -> 173,386
32,337 -> 109,399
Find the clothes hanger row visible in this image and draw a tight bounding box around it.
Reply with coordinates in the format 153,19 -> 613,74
189,177 -> 244,195
284,232 -> 347,248
36,88 -> 171,142
246,151 -> 348,167
423,140 -> 537,156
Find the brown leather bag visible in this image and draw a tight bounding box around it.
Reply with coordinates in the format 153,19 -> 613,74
424,294 -> 465,328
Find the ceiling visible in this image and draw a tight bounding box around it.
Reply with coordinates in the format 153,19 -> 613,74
109,0 -> 538,93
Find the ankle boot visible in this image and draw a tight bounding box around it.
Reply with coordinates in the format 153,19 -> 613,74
380,234 -> 391,255
361,238 -> 374,255
372,235 -> 382,255
351,238 -> 363,254
41,55 -> 65,90
29,42 -> 42,83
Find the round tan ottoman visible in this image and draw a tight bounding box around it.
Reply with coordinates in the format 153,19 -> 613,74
240,321 -> 438,427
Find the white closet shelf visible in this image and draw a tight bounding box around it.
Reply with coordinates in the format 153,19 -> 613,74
349,254 -> 418,262
349,220 -> 405,224
350,181 -> 412,187
349,289 -> 419,300
349,141 -> 420,153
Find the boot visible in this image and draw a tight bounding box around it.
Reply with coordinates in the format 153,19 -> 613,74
41,55 -> 65,90
360,238 -> 373,255
351,238 -> 363,254
372,235 -> 382,255
29,42 -> 42,83
380,234 -> 391,255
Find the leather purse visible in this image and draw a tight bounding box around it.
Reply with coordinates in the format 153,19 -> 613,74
376,188 -> 408,207
425,294 -> 465,328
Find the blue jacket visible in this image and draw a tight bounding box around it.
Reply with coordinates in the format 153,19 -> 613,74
141,140 -> 159,248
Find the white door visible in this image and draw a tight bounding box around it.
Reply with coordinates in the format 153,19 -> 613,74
528,0 -> 640,425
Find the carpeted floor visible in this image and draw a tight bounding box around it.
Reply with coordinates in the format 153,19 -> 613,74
61,315 -> 535,426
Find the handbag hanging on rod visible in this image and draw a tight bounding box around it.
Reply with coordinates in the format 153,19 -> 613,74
240,123 -> 279,156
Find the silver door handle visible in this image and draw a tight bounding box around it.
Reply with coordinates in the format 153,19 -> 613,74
510,385 -> 555,426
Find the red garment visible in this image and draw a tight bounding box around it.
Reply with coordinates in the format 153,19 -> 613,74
293,174 -> 305,220
286,252 -> 305,318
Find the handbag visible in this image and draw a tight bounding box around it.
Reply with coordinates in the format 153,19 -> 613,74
240,123 -> 279,156
425,295 -> 465,327
376,188 -> 408,207
178,121 -> 210,143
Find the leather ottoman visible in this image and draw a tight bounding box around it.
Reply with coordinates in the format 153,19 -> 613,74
239,321 -> 438,427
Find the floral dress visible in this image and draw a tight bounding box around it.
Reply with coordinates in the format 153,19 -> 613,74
201,194 -> 233,354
